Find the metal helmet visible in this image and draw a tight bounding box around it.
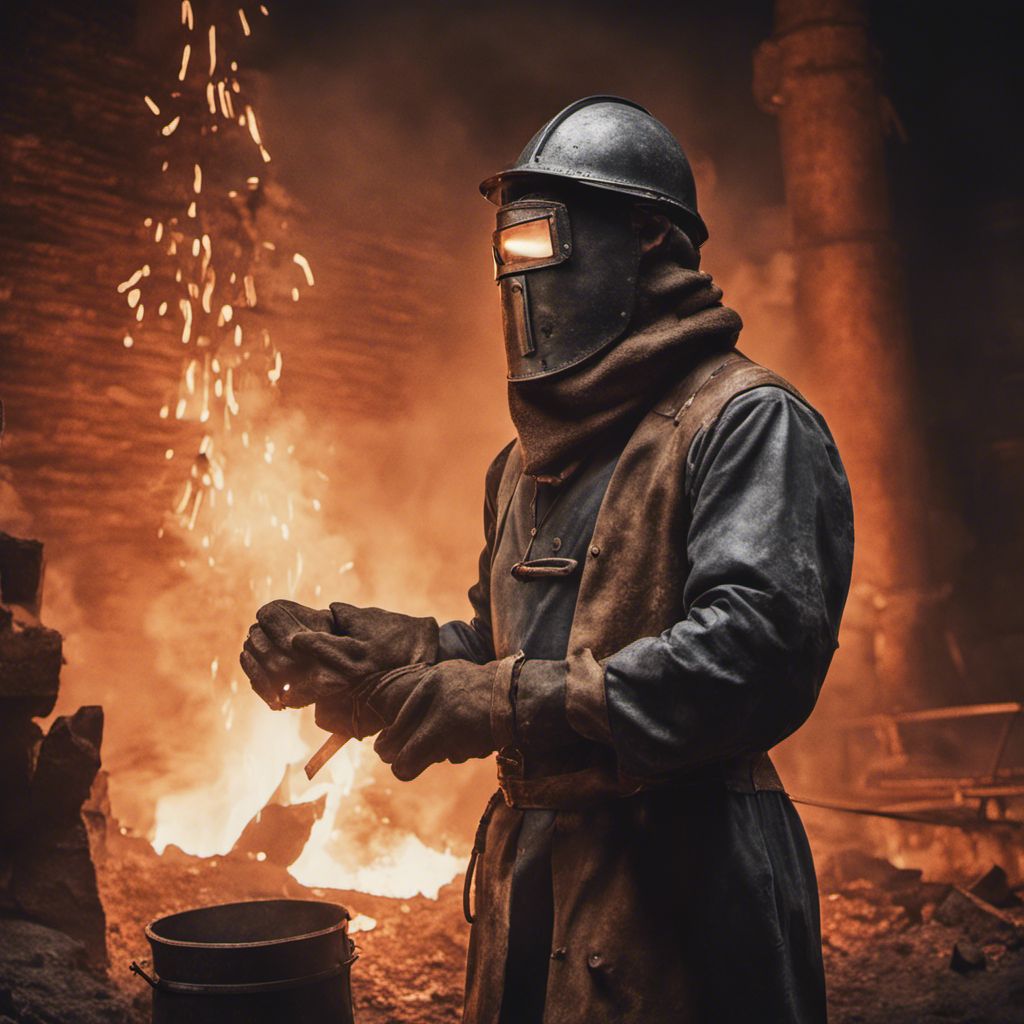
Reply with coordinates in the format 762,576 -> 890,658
480,95 -> 708,247
480,96 -> 707,381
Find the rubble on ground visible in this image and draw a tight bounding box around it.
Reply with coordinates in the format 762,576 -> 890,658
819,848 -> 1024,1024
0,530 -> 124,1021
0,919 -> 133,1024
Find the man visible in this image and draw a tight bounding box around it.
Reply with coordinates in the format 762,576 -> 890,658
241,96 -> 853,1023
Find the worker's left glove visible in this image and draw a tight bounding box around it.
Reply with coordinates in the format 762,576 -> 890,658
242,599 -> 439,711
372,655 -> 525,781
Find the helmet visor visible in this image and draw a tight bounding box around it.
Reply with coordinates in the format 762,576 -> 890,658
492,200 -> 571,281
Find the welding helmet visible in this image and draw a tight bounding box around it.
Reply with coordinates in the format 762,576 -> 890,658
480,95 -> 707,381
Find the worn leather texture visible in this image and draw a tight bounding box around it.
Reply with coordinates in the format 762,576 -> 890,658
459,349 -> 847,1024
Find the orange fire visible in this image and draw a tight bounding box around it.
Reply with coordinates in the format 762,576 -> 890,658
117,1 -> 465,904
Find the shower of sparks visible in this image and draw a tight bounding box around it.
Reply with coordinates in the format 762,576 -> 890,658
117,2 -> 316,540
115,3 -> 459,903
115,2 -> 325,844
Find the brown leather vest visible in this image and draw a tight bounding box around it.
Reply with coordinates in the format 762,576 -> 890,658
491,349 -> 802,808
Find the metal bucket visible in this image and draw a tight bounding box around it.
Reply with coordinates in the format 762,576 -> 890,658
131,898 -> 356,1023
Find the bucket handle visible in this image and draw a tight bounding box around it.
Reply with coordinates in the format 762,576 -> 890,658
129,954 -> 358,995
129,961 -> 159,989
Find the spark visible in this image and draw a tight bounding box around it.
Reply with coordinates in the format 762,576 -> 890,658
118,269 -> 143,293
188,489 -> 204,531
193,164 -> 203,194
162,115 -> 182,136
293,253 -> 315,287
178,44 -> 191,82
238,8 -> 251,35
179,298 -> 193,344
208,25 -> 217,76
217,80 -> 230,118
144,96 -> 161,116
174,480 -> 193,514
244,105 -> 262,146
267,351 -> 282,382
202,275 -> 215,314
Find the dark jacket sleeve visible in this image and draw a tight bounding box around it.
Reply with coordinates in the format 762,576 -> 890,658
600,386 -> 854,780
435,440 -> 516,665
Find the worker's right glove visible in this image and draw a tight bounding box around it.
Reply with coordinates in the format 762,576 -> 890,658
372,658 -> 513,780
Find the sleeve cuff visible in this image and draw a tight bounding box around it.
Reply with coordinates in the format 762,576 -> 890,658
565,648 -> 613,745
490,652 -> 525,750
513,652 -> 611,751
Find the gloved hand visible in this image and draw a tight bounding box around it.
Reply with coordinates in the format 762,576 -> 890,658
240,600 -> 334,709
240,599 -> 439,713
372,658 -> 517,781
294,604 -> 439,725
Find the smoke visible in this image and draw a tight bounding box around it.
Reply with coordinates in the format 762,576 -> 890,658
32,0 -> 804,872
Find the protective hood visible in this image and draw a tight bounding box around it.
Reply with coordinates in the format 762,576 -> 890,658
494,187 -> 640,381
507,224 -> 743,477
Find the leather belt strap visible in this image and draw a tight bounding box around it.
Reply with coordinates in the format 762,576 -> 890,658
497,751 -> 785,809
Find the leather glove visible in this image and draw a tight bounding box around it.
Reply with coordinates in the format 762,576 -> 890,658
241,600 -> 439,712
241,600 -> 334,710
292,604 -> 439,726
372,657 -> 522,781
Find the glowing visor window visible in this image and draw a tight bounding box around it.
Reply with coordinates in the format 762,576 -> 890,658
495,217 -> 554,265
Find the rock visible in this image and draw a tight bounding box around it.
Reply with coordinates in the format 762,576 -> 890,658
0,917 -> 132,1024
82,769 -> 112,863
890,881 -> 953,924
231,795 -> 327,867
0,715 -> 42,849
950,940 -> 987,973
0,531 -> 45,615
29,706 -> 103,823
12,817 -> 108,970
826,848 -> 924,889
11,707 -> 107,968
935,887 -> 1020,947
0,615 -> 62,718
968,864 -> 1021,909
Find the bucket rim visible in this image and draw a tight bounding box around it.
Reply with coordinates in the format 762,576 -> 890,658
145,897 -> 350,951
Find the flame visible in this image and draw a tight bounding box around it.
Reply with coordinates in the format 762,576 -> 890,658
116,1 -> 464,900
